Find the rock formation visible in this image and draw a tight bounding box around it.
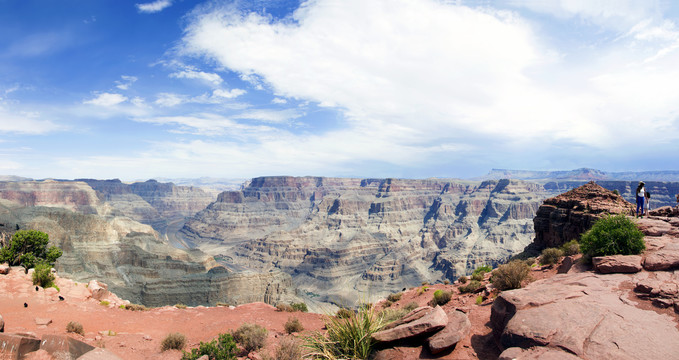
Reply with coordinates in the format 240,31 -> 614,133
182,176 -> 553,303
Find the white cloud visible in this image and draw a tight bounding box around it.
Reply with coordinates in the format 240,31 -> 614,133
272,97 -> 287,104
0,106 -> 61,134
136,0 -> 172,14
234,109 -> 302,123
178,0 -> 679,157
115,75 -> 138,90
169,69 -> 223,86
154,93 -> 185,107
212,88 -> 246,99
83,92 -> 128,107
134,113 -> 277,136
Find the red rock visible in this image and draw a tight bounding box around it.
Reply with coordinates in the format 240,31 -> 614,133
76,348 -> 123,360
643,242 -> 679,271
427,310 -> 471,354
40,335 -> 95,359
592,255 -> 642,274
0,313 -> 4,332
34,318 -> 52,326
0,263 -> 9,275
499,346 -> 581,360
87,280 -> 109,300
382,306 -> 432,330
372,306 -> 447,343
557,256 -> 575,274
22,349 -> 54,360
247,351 -> 262,360
0,333 -> 41,359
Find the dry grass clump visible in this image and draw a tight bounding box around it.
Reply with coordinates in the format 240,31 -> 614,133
336,308 -> 354,319
66,321 -> 84,336
160,332 -> 186,351
403,301 -> 419,312
386,292 -> 402,302
275,336 -> 304,360
560,239 -> 580,256
123,303 -> 148,311
458,276 -> 468,284
276,303 -> 294,312
459,280 -> 483,294
429,289 -> 452,306
284,317 -> 304,334
233,323 -> 268,352
174,304 -> 187,309
491,260 -> 531,291
540,248 -> 564,266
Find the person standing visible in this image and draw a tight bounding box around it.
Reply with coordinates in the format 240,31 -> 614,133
636,181 -> 646,218
645,190 -> 651,216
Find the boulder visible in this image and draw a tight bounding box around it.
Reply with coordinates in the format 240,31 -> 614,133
499,347 -> 581,360
556,256 -> 574,274
34,318 -> 52,327
427,310 -> 471,354
643,242 -> 679,271
372,306 -> 447,343
87,280 -> 109,301
382,306 -> 432,330
592,255 -> 642,274
0,263 -> 9,275
0,333 -> 41,360
22,349 -> 54,360
76,348 -> 124,360
40,335 -> 95,359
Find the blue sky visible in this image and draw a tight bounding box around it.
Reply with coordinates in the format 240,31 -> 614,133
1,0 -> 679,181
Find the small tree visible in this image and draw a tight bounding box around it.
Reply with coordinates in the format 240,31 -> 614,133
580,214 -> 645,258
0,230 -> 61,268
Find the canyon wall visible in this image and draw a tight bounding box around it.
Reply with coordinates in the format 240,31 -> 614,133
181,176 -> 553,303
0,181 -> 295,307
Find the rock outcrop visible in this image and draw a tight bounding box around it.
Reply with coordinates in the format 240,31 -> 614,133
532,181 -> 634,249
182,176 -> 553,302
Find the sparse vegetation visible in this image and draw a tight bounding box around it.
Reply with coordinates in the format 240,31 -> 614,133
471,272 -> 484,282
32,262 -> 55,288
613,189 -> 620,195
459,280 -> 483,294
277,303 -> 294,312
216,302 -> 230,307
560,239 -> 580,256
430,289 -> 452,306
182,333 -> 237,360
99,300 -> 110,306
175,304 -> 187,309
275,336 -> 304,360
291,302 -> 308,312
475,296 -> 483,305
540,248 -> 564,265
421,281 -> 429,286
66,321 -> 84,336
580,214 -> 645,259
123,303 -> 147,311
403,301 -> 419,312
284,317 -> 304,334
379,307 -> 411,325
386,292 -> 402,302
443,280 -> 450,285
458,276 -> 468,284
0,230 -> 62,268
161,332 -> 187,351
416,286 -> 429,295
491,260 -> 531,291
383,300 -> 393,307
336,308 -> 354,319
233,323 -> 268,352
523,257 -> 536,266
473,265 -> 492,275
304,303 -> 384,359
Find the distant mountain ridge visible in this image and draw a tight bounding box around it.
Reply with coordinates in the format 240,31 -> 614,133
478,168 -> 679,182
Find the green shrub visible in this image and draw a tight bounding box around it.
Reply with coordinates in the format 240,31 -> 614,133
471,272 -> 484,282
291,302 -> 308,312
123,303 -> 147,311
99,300 -> 110,306
161,332 -> 187,351
386,292 -> 402,302
232,323 -> 267,352
613,189 -> 620,195
275,336 -> 303,360
540,248 -> 564,265
430,289 -> 452,306
472,265 -> 492,275
416,286 -> 428,295
458,276 -> 468,284
580,214 -> 645,258
336,308 -> 354,319
276,303 -> 294,312
560,240 -> 580,256
0,230 -> 63,267
284,317 -> 304,334
175,304 -> 187,309
304,303 -> 384,359
459,280 -> 483,294
475,296 -> 483,305
491,260 -> 531,291
66,321 -> 84,336
523,257 -> 536,266
182,333 -> 237,360
32,262 -> 55,288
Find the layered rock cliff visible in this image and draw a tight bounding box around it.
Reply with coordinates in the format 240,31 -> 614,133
0,181 -> 295,307
181,176 -> 552,303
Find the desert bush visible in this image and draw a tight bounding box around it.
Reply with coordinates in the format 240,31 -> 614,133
560,239 -> 580,256
403,301 -> 419,312
430,289 -> 452,306
66,321 -> 84,336
491,260 -> 531,291
613,189 -> 620,195
540,248 -> 564,265
304,303 -> 384,359
458,275 -> 468,284
216,302 -> 230,307
459,280 -> 483,294
99,300 -> 110,306
580,214 -> 645,258
523,257 -> 536,266
291,302 -> 308,312
175,304 -> 187,309
443,280 -> 450,285
182,333 -> 237,360
161,332 -> 187,351
379,307 -> 410,325
475,296 -> 483,305
471,272 -> 484,282
473,265 -> 492,275
32,262 -> 55,288
284,317 -> 304,334
336,308 -> 354,319
233,323 -> 268,352
421,281 -> 429,286
123,303 -> 147,311
276,303 -> 294,312
416,286 -> 429,295
275,336 -> 303,360
386,292 -> 402,302
0,230 -> 62,268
